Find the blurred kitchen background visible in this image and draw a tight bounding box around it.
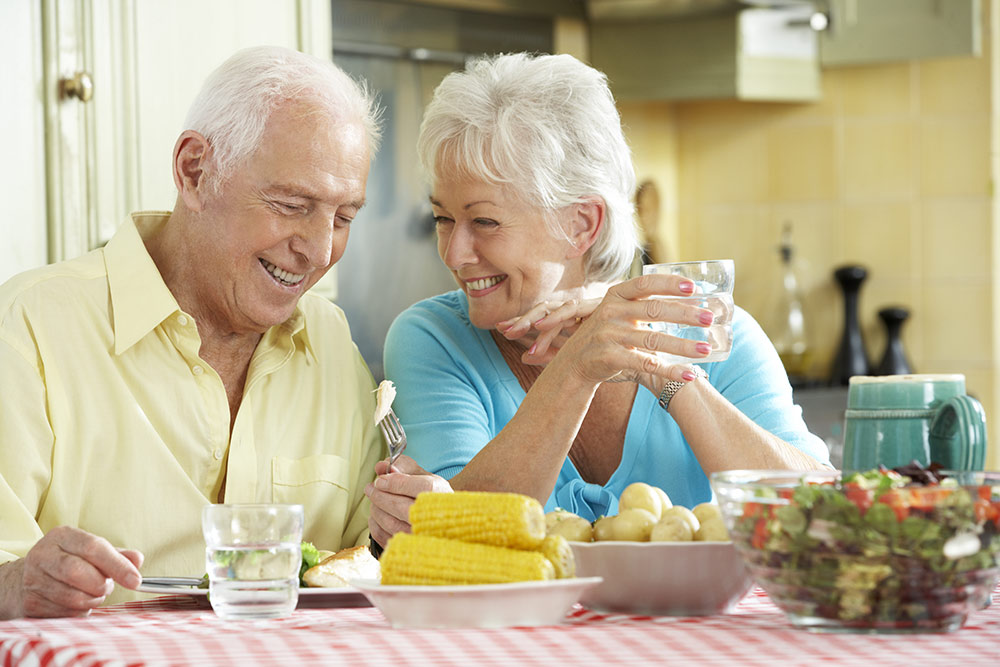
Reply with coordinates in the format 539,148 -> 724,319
2,0 -> 996,468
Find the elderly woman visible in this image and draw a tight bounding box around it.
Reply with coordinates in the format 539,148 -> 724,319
365,53 -> 829,547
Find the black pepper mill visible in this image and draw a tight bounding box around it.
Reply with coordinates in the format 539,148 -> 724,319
830,265 -> 871,385
874,306 -> 913,376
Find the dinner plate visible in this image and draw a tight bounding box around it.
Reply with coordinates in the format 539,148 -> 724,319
136,579 -> 371,608
351,577 -> 603,629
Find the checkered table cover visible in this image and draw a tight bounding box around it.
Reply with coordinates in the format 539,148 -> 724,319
2,587 -> 999,666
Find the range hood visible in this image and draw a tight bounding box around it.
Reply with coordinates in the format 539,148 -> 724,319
585,0 -> 817,20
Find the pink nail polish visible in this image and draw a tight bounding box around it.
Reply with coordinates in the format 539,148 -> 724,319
679,281 -> 695,294
696,342 -> 712,355
682,370 -> 697,382
699,311 -> 714,325
528,343 -> 538,355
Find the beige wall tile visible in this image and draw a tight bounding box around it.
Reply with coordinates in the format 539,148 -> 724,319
923,198 -> 991,279
842,202 -> 918,279
921,282 -> 992,364
919,116 -> 991,197
919,55 -> 990,115
842,120 -> 915,200
840,62 -> 914,116
767,123 -> 837,201
681,124 -> 770,204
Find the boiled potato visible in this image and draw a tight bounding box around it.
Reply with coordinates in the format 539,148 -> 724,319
653,486 -> 673,512
593,515 -> 617,542
619,482 -> 663,520
545,509 -> 575,532
649,515 -> 694,542
546,512 -> 594,542
692,502 -> 722,526
694,515 -> 730,542
611,508 -> 657,541
659,505 -> 700,535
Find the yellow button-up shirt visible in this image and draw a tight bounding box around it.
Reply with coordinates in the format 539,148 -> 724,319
0,212 -> 384,603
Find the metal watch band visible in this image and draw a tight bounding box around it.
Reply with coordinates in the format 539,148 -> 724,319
658,367 -> 707,412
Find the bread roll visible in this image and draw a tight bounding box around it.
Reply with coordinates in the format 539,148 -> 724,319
302,545 -> 381,588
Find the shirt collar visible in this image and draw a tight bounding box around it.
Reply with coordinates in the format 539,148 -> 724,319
105,212 -> 181,356
105,211 -> 316,361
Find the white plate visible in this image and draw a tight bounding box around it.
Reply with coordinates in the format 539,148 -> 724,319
135,581 -> 371,608
350,577 -> 603,629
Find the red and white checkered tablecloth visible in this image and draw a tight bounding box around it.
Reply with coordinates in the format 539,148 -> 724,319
2,587 -> 999,667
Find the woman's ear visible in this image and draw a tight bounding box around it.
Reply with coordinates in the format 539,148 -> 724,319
564,197 -> 605,259
172,130 -> 212,212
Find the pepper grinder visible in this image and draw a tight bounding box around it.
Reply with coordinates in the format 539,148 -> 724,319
874,306 -> 913,376
830,265 -> 871,385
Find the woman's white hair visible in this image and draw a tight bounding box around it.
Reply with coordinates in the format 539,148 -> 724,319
184,45 -> 381,191
417,52 -> 639,283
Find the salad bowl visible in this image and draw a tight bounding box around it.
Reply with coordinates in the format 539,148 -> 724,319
711,467 -> 1000,633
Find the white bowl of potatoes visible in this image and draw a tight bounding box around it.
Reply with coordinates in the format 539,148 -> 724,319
550,482 -> 754,616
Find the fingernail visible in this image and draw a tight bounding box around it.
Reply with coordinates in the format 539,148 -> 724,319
125,573 -> 141,589
533,318 -> 546,325
695,342 -> 712,355
679,281 -> 695,294
699,311 -> 714,325
528,343 -> 538,355
682,370 -> 697,382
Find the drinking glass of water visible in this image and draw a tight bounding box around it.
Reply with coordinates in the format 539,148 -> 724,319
642,259 -> 736,365
202,503 -> 304,620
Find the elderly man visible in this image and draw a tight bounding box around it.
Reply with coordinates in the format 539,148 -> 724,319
0,46 -> 384,618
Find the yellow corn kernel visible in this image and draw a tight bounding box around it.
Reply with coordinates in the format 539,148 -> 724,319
380,533 -> 555,585
409,491 -> 546,550
539,534 -> 575,579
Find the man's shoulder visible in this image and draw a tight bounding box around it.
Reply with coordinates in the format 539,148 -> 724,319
0,251 -> 107,320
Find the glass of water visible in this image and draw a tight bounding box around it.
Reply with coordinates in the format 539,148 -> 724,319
202,503 -> 304,620
642,259 -> 736,365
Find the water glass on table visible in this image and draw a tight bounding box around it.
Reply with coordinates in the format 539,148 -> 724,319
642,259 -> 736,364
202,503 -> 304,620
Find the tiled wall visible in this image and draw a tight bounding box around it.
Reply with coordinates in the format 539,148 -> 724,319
618,7 -> 997,468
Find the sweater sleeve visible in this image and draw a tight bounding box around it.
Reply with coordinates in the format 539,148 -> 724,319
706,306 -> 831,466
383,295 -> 513,480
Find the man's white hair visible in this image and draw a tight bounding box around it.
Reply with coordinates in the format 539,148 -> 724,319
417,52 -> 639,283
184,45 -> 381,191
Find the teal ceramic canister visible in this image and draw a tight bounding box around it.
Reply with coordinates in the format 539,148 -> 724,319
842,374 -> 987,473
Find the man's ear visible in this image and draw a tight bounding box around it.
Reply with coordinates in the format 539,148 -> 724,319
564,197 -> 605,259
172,130 -> 212,212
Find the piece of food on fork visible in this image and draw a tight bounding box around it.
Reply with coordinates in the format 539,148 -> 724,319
373,379 -> 396,425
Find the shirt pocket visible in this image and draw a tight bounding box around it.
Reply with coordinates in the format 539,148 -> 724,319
271,454 -> 351,511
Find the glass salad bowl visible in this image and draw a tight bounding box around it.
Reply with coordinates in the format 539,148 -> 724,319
711,467 -> 1000,633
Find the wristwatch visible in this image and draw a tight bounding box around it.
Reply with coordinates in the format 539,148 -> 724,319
658,366 -> 708,412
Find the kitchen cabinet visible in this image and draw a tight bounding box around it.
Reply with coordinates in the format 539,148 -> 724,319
587,0 -> 980,103
819,0 -> 981,65
1,0 -> 332,289
590,4 -> 822,102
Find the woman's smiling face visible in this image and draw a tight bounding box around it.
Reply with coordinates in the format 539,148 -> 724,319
431,177 -> 585,330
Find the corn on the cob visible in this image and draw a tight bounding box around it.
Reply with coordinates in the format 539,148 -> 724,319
539,534 -> 575,579
409,491 -> 546,550
380,533 -> 555,585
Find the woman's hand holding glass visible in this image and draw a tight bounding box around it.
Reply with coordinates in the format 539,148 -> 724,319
496,273 -> 717,386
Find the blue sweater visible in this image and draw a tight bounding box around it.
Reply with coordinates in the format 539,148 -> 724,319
384,290 -> 829,520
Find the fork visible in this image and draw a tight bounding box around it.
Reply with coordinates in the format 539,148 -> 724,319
377,407 -> 407,472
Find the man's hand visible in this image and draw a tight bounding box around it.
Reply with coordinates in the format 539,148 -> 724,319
365,455 -> 452,548
0,526 -> 143,619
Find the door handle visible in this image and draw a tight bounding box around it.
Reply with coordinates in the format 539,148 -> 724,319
60,71 -> 94,102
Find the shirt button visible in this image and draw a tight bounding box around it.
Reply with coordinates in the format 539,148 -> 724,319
192,365 -> 204,376
213,449 -> 224,461
177,315 -> 189,326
